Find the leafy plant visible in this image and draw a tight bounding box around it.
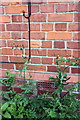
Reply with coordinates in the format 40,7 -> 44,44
0,56 -> 80,119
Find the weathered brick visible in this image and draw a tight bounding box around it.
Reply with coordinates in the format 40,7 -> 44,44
5,6 -> 28,14
74,13 -> 80,22
0,2 -> 10,6
6,24 -> 28,31
48,50 -> 72,57
48,0 -> 74,3
22,32 -> 28,39
0,15 -> 10,23
12,15 -> 22,22
11,32 -> 21,39
10,56 -> 23,63
22,32 -> 45,40
42,41 -> 52,48
27,65 -> 46,71
31,32 -> 45,40
0,56 -> 8,62
31,5 -> 39,13
16,64 -> 46,71
47,66 -> 69,73
40,4 -> 54,13
42,23 -> 53,31
8,40 -> 28,48
30,14 -> 46,22
0,40 -> 6,47
69,3 -> 80,12
74,33 -> 80,40
71,68 -> 80,74
47,32 -> 72,40
42,57 -> 53,64
0,32 -> 10,39
0,24 -> 5,31
54,41 -> 65,48
67,42 -> 80,49
73,51 -> 80,57
1,48 -> 13,55
30,49 -> 46,56
31,41 -> 40,48
31,24 -> 40,31
56,4 -> 68,12
68,23 -> 80,31
31,57 -> 41,64
0,63 -> 14,69
55,23 -> 67,31
0,7 -> 4,14
48,13 -> 73,22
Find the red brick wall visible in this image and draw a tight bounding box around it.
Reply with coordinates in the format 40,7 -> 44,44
0,0 -> 80,83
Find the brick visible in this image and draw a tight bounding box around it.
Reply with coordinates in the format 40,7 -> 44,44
31,32 -> 45,40
22,32 -> 28,39
22,32 -> 45,40
16,64 -> 46,71
11,32 -> 21,39
71,68 -> 80,74
42,57 -> 52,64
0,24 -> 5,31
0,32 -> 10,39
74,13 -> 80,22
27,65 -> 46,71
42,23 -> 53,31
31,57 -> 41,64
0,7 -> 4,14
48,13 -> 73,22
12,15 -> 22,22
6,24 -> 28,31
55,23 -> 67,31
48,0 -> 74,3
42,41 -> 52,48
47,66 -> 57,72
8,40 -> 28,48
30,14 -> 46,22
48,50 -> 72,57
74,33 -> 80,40
31,41 -> 40,48
68,23 -> 80,31
31,24 -> 40,31
0,2 -> 10,6
0,63 -> 14,69
67,42 -> 80,49
73,51 -> 80,57
10,1 -> 22,5
30,49 -> 46,56
31,5 -> 39,13
5,6 -> 28,14
54,58 -> 77,65
0,40 -> 6,47
1,48 -> 13,55
47,66 -> 69,73
56,4 -> 68,12
0,56 -> 8,62
54,41 -> 65,48
47,32 -> 72,40
69,3 -> 80,12
40,4 -> 54,13
0,15 -> 10,23
14,49 -> 25,55
10,56 -> 23,63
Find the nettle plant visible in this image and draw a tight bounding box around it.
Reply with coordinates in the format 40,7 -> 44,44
0,53 -> 80,119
